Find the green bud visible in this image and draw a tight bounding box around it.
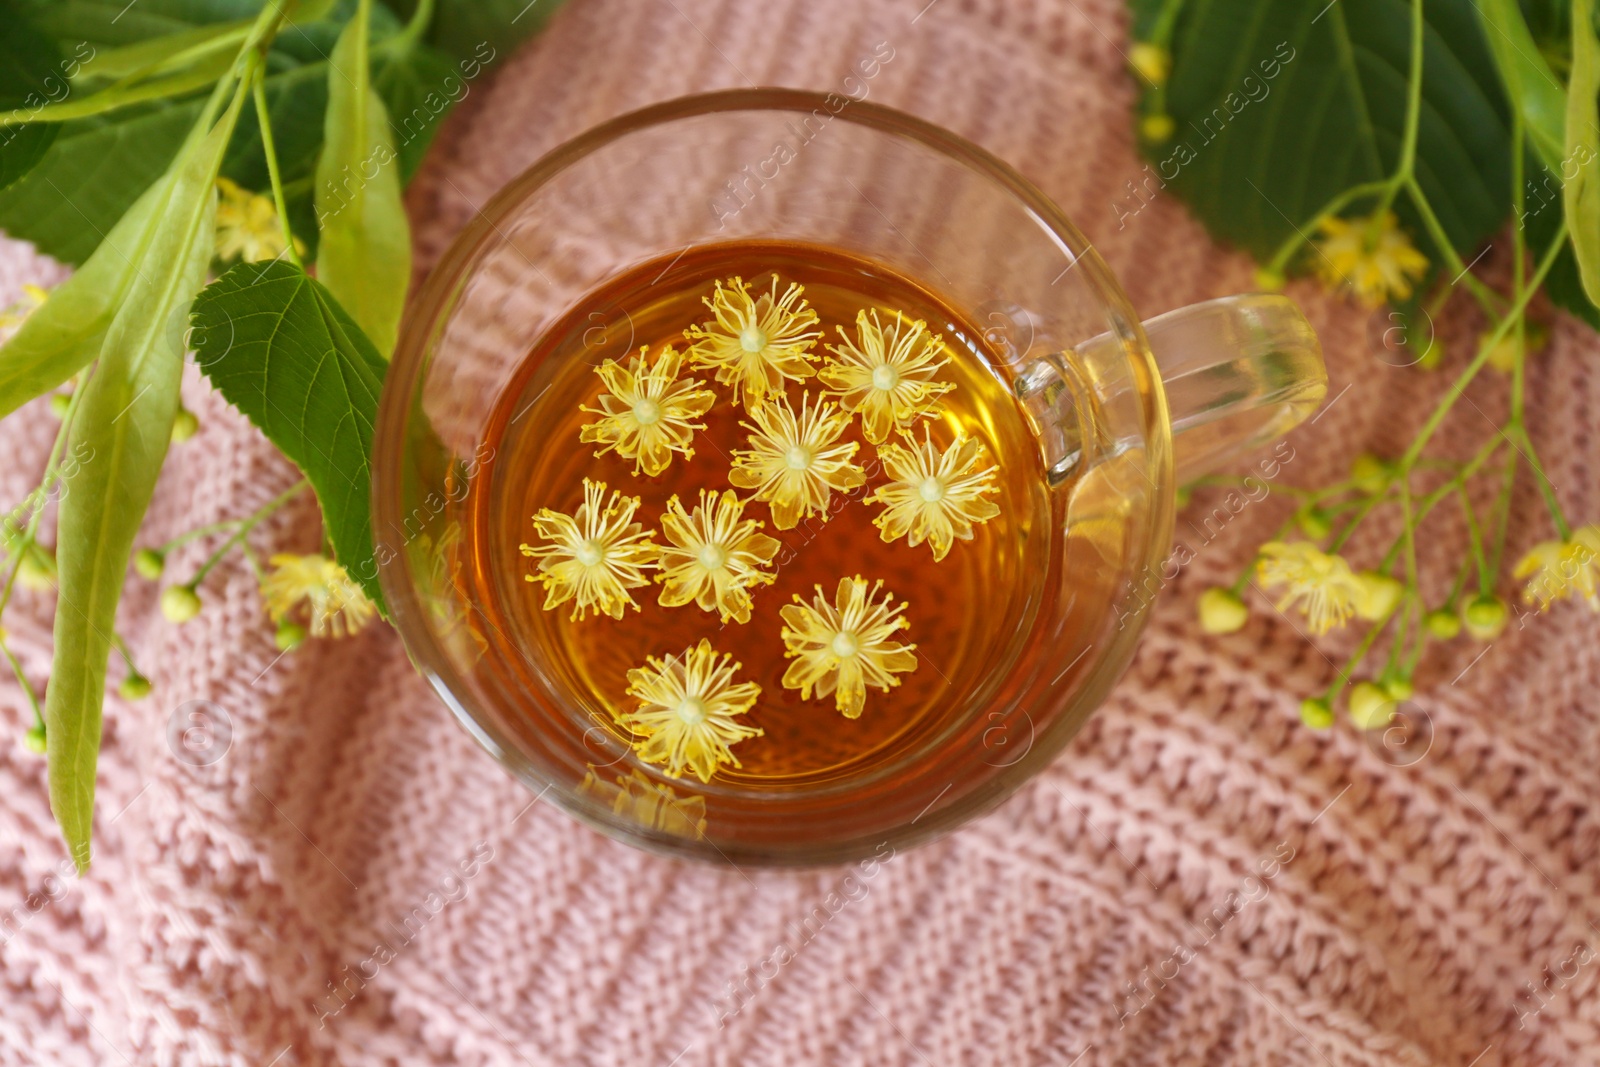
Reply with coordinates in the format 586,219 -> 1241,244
23,724 -> 46,754
1198,588 -> 1249,635
48,392 -> 71,419
170,407 -> 199,443
1299,697 -> 1334,730
1350,453 -> 1391,494
274,621 -> 307,652
1139,112 -> 1175,143
160,585 -> 203,624
134,548 -> 166,580
118,675 -> 152,700
1296,507 -> 1333,540
1354,571 -> 1404,620
1462,594 -> 1508,642
1348,681 -> 1395,730
1253,266 -> 1286,293
1128,42 -> 1171,86
16,547 -> 55,591
1424,608 -> 1461,640
1383,676 -> 1414,702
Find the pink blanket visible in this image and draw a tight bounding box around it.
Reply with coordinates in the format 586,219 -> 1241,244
3,0 -> 1599,1063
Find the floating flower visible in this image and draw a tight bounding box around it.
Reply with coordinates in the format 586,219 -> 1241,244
578,768 -> 707,838
579,345 -> 716,476
1255,540 -> 1367,634
1514,526 -> 1600,611
260,553 -> 377,638
1311,211 -> 1429,306
214,177 -> 304,264
683,275 -> 821,409
520,479 -> 659,621
657,489 -> 781,624
617,639 -> 763,782
728,392 -> 866,530
0,283 -> 48,333
871,428 -> 1001,561
819,308 -> 955,444
779,576 -> 918,719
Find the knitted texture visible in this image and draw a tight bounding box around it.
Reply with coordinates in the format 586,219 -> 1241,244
3,0 -> 1599,1064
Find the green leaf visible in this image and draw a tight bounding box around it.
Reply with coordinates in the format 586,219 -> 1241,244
373,39 -> 458,181
46,91 -> 236,873
315,0 -> 411,358
189,260 -> 390,612
1476,0 -> 1569,171
426,0 -> 567,64
0,3 -> 62,192
1136,0 -> 1511,261
1565,0 -> 1600,304
0,177 -> 176,418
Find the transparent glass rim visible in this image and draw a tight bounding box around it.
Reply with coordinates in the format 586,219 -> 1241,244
374,87 -> 1176,864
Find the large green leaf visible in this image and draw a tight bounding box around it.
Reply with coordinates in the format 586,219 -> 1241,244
1135,0 -> 1511,261
189,261 -> 389,611
426,0 -> 567,63
1565,0 -> 1600,304
46,92 -> 234,872
315,0 -> 411,358
0,3 -> 62,192
0,177 -> 177,418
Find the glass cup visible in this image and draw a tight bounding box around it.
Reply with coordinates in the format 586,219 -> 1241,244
374,89 -> 1325,865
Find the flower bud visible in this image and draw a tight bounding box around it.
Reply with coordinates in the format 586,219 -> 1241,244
160,585 -> 202,624
1415,337 -> 1443,371
1462,594 -> 1508,641
1482,331 -> 1519,374
1355,571 -> 1403,620
1129,42 -> 1172,86
1350,453 -> 1391,494
1299,697 -> 1334,729
118,675 -> 152,700
1383,676 -> 1414,702
1253,266 -> 1286,292
23,725 -> 46,754
1198,588 -> 1248,634
48,392 -> 71,419
1423,608 -> 1461,639
134,548 -> 165,580
274,621 -> 307,652
1297,507 -> 1332,540
16,548 -> 55,591
1348,681 -> 1395,730
1139,112 -> 1175,143
170,408 -> 199,443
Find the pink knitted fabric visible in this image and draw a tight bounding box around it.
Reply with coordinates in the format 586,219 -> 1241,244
3,0 -> 1599,1063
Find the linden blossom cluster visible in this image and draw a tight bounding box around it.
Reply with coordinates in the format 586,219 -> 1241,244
518,274 -> 1003,783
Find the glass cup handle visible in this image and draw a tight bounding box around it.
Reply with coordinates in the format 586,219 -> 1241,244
1133,293 -> 1326,482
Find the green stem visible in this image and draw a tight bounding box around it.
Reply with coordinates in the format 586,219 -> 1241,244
1516,425 -> 1572,538
1264,181 -> 1390,273
1396,223 -> 1569,474
0,380 -> 87,621
1323,619 -> 1388,697
1457,485 -> 1491,590
251,65 -> 301,268
182,480 -> 309,590
396,0 -> 437,49
1403,177 -> 1504,315
0,634 -> 44,732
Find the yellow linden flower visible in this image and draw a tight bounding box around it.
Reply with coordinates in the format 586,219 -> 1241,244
779,575 -> 918,719
214,177 -> 305,264
683,275 -> 821,410
872,428 -> 1001,561
657,489 -> 781,624
260,553 -> 377,638
1312,211 -> 1429,306
0,283 -> 48,333
578,767 -> 708,838
579,345 -> 716,476
520,478 -> 659,621
1514,526 -> 1600,610
728,392 -> 866,530
618,639 -> 763,782
1255,540 -> 1368,634
819,308 -> 955,444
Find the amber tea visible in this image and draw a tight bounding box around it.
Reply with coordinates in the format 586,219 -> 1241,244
466,242 -> 1052,794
